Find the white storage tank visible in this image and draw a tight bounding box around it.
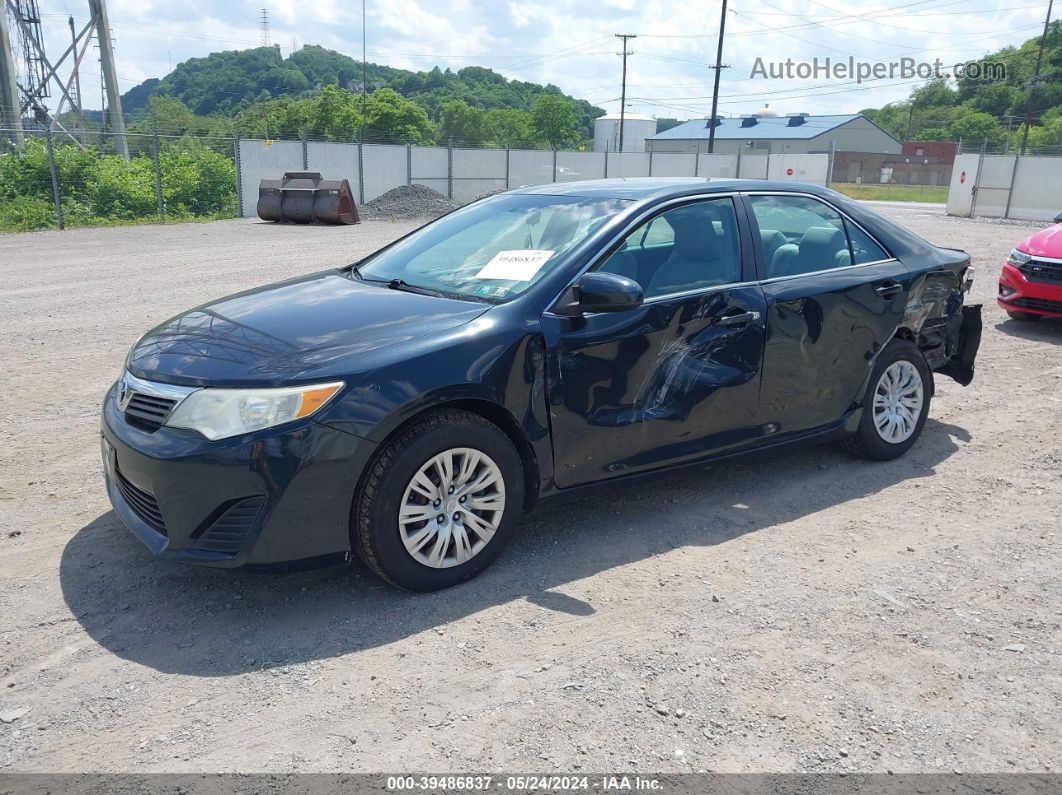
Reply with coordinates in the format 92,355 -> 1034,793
593,112 -> 656,153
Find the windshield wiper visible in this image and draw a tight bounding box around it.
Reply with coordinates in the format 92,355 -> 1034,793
385,278 -> 448,298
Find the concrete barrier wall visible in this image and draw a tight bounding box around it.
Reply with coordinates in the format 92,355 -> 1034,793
237,139 -> 830,217
947,152 -> 1062,222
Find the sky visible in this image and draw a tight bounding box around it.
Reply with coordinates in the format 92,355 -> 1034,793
23,0 -> 1052,119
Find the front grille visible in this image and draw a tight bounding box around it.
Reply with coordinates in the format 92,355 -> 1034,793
1011,296 -> 1062,314
193,496 -> 266,554
1020,259 -> 1062,285
124,392 -> 177,431
115,469 -> 167,536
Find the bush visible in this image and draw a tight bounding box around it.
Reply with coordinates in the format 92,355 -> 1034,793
0,196 -> 59,231
0,136 -> 238,230
160,142 -> 237,216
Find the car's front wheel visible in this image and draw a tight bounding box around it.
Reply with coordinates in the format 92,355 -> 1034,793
844,339 -> 931,461
353,409 -> 524,591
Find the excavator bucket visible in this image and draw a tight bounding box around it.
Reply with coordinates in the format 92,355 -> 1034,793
257,171 -> 360,225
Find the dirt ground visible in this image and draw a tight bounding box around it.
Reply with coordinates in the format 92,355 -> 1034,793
0,204 -> 1059,774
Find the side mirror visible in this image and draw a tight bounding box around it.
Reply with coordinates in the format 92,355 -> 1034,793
575,272 -> 644,313
1054,211 -> 1062,224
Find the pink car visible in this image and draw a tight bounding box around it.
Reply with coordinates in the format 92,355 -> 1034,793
998,211 -> 1062,321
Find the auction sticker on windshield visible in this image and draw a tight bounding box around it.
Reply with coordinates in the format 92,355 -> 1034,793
475,249 -> 556,281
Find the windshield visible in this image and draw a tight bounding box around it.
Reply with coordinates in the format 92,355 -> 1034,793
356,193 -> 631,302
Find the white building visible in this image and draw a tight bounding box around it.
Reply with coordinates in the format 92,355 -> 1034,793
593,112 -> 657,153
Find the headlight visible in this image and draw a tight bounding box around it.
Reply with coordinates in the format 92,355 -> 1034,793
1007,249 -> 1031,267
165,381 -> 344,440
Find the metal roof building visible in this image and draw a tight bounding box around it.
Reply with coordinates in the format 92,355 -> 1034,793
646,113 -> 902,155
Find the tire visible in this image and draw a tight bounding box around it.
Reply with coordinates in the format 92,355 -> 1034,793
1006,309 -> 1042,322
353,409 -> 524,591
843,339 -> 932,461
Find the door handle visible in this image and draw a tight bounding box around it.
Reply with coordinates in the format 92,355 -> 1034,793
716,310 -> 761,327
875,281 -> 903,298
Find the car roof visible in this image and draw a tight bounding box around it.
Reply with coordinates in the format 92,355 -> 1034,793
508,177 -> 833,201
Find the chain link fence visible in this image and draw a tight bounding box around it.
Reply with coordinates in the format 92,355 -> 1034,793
0,127 -> 238,231
2,127 -> 838,230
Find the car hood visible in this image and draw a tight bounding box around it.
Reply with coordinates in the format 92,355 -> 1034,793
127,271 -> 491,387
1021,224 -> 1062,258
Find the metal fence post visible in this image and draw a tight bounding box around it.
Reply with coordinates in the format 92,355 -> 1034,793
970,138 -> 988,218
357,141 -> 365,205
552,146 -> 557,182
735,146 -> 742,179
648,149 -> 654,177
826,139 -> 836,187
151,131 -> 165,214
447,139 -> 453,200
301,133 -> 309,170
1003,148 -> 1021,219
234,135 -> 244,217
43,127 -> 64,230
406,143 -> 412,185
505,145 -> 510,189
603,143 -> 609,179
694,142 -> 700,177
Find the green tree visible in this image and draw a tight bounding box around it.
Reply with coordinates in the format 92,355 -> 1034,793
363,88 -> 435,144
948,108 -> 1007,146
485,108 -> 536,147
438,100 -> 490,145
531,94 -> 578,147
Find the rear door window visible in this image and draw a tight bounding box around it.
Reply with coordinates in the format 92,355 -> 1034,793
748,195 -> 851,279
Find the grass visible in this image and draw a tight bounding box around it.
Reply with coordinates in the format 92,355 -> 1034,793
830,182 -> 948,203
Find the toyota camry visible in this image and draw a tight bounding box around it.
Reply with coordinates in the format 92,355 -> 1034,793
101,178 -> 982,591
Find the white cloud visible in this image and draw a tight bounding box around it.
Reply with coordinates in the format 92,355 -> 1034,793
27,0 -> 1045,121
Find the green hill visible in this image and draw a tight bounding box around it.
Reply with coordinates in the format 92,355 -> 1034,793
120,45 -> 604,140
860,21 -> 1062,151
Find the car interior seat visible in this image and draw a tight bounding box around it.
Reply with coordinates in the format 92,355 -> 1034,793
769,226 -> 850,278
759,229 -> 788,266
647,212 -> 740,295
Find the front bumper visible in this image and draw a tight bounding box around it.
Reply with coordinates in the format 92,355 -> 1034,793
101,382 -> 376,567
997,262 -> 1062,319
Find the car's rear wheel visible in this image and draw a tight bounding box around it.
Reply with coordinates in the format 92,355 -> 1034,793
1006,309 -> 1042,322
844,339 -> 931,461
353,409 -> 524,591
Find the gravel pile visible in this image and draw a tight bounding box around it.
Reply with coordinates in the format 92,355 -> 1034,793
359,184 -> 458,221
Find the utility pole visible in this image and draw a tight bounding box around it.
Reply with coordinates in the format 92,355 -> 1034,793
88,0 -> 127,158
615,33 -> 636,152
1018,0 -> 1053,155
0,9 -> 22,144
707,0 -> 729,153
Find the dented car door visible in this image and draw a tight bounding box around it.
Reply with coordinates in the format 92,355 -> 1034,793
541,195 -> 767,488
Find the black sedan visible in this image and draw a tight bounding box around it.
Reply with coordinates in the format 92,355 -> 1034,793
102,178 -> 982,591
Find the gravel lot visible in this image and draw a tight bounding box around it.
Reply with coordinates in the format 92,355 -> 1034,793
0,205 -> 1059,774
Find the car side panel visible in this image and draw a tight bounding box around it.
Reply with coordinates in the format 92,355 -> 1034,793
315,316 -> 556,500
756,260 -> 912,432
